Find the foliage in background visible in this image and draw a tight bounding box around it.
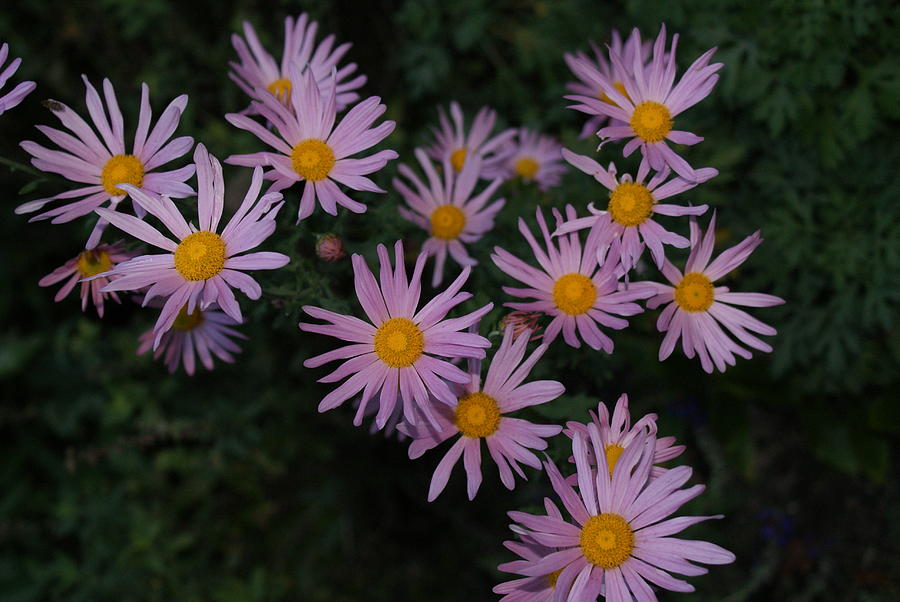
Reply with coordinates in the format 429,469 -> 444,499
0,0 -> 897,600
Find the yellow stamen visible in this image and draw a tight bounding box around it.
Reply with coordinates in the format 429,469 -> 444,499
291,138 -> 335,182
630,101 -> 673,143
450,147 -> 467,172
454,392 -> 501,438
608,181 -> 654,227
599,81 -> 630,106
430,204 -> 466,240
173,231 -> 226,281
546,569 -> 562,588
580,513 -> 634,568
267,77 -> 292,102
674,272 -> 715,312
552,273 -> 597,316
373,317 -> 424,368
604,443 -> 624,476
101,154 -> 144,196
172,306 -> 204,331
514,157 -> 539,180
76,249 -> 112,277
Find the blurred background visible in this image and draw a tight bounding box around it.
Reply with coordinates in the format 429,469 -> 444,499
1,0 -> 897,600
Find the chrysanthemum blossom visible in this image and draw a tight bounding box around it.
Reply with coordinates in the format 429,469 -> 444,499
230,13 -> 365,113
498,128 -> 567,191
556,150 -> 714,271
400,326 -> 564,501
300,241 -> 493,429
564,29 -> 650,140
491,206 -> 653,352
38,241 -> 134,317
499,427 -> 735,600
95,144 -> 289,346
16,76 -> 195,248
395,148 -> 505,286
565,393 -> 685,479
137,304 -> 246,375
426,101 -> 515,178
567,25 -> 722,181
638,214 -> 785,373
225,66 -> 397,221
0,42 -> 36,116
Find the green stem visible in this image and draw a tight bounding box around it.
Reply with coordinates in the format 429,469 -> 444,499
0,155 -> 41,177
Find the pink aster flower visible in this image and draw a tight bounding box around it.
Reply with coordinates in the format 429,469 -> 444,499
0,41 -> 36,115
491,206 -> 653,352
137,303 -> 246,375
500,427 -> 735,601
566,25 -> 722,181
299,240 -> 493,430
556,150 -> 714,271
638,214 -> 785,373
95,144 -> 289,346
38,241 -> 135,317
394,148 -> 505,286
400,326 -> 564,501
498,128 -> 567,191
230,13 -> 365,113
426,101 -> 515,178
16,76 -> 195,248
226,66 -> 397,221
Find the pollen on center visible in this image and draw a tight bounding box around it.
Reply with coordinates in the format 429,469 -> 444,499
291,138 -> 335,182
101,154 -> 144,196
454,392 -> 501,438
430,204 -> 466,240
552,273 -> 597,316
173,231 -> 227,281
374,317 -> 424,367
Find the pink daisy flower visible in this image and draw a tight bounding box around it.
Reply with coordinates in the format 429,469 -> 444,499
299,240 -> 493,430
638,214 -> 785,373
500,427 -> 735,600
491,206 -> 653,352
400,325 -> 564,501
95,144 -> 290,346
16,76 -> 195,248
426,101 -> 515,178
137,303 -> 246,375
564,29 -> 649,139
0,41 -> 36,115
230,13 -> 365,113
498,128 -> 567,191
556,150 -> 714,271
225,66 -> 397,222
566,25 -> 722,181
394,148 -> 505,286
38,241 -> 135,317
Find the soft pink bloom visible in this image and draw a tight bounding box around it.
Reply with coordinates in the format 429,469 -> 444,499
567,25 -> 722,181
316,233 -> 346,261
137,304 -> 246,375
400,326 -> 564,501
95,144 -> 289,346
638,214 -> 785,373
226,66 -> 397,221
499,427 -> 735,601
556,150 -> 714,271
395,148 -> 504,286
0,41 -> 36,115
16,77 -> 195,248
38,241 -> 135,317
491,206 -> 653,352
426,101 -> 515,179
497,128 -> 567,191
499,310 -> 544,342
230,13 -> 365,113
299,241 -> 493,430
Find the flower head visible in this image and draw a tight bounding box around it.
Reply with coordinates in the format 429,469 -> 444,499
493,512 -> 572,599
0,41 -> 36,115
491,206 -> 653,352
300,241 -> 493,429
95,144 -> 289,347
499,310 -> 544,341
426,101 -> 515,178
498,128 -> 567,191
400,326 -> 564,501
16,77 -> 195,248
395,148 -> 505,286
316,233 -> 346,261
226,66 -> 397,221
38,241 -> 135,317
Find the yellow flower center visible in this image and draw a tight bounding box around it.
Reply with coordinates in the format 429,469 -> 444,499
430,204 -> 466,240
608,181 -> 654,227
580,513 -> 634,568
454,392 -> 501,438
266,77 -> 292,102
101,154 -> 144,196
552,273 -> 597,316
373,317 -> 425,368
173,231 -> 227,281
450,147 -> 467,172
172,306 -> 204,331
674,272 -> 715,312
630,101 -> 673,143
514,157 -> 539,180
546,569 -> 562,588
291,138 -> 335,182
604,443 -> 624,476
76,249 -> 113,277
599,81 -> 630,106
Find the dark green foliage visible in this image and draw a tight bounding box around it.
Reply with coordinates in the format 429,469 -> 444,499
1,0 -> 897,600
